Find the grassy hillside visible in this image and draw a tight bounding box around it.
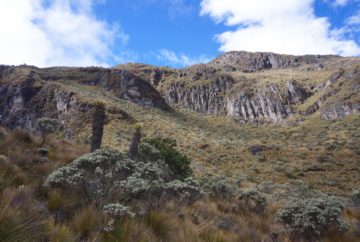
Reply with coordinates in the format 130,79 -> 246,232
0,54 -> 359,241
1,121 -> 360,242
57,78 -> 360,197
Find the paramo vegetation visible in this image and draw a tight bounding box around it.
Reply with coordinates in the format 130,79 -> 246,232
0,105 -> 359,242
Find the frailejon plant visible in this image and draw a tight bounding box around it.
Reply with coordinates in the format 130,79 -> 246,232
90,101 -> 106,152
277,195 -> 349,239
128,124 -> 142,160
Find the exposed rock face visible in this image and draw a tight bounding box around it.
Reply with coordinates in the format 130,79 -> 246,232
226,84 -> 292,123
286,80 -> 312,104
164,73 -> 234,114
97,69 -> 172,110
0,51 -> 358,131
164,75 -> 312,122
301,66 -> 360,119
0,65 -> 171,136
321,102 -> 360,120
113,63 -> 178,86
209,51 -> 339,72
226,80 -> 311,123
1,80 -> 92,139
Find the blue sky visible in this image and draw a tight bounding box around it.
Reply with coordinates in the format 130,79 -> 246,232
0,0 -> 359,67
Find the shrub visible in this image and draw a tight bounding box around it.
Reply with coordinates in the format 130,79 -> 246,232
202,176 -> 240,199
237,188 -> 266,214
45,149 -> 135,205
46,148 -> 202,208
165,177 -> 204,204
37,117 -> 59,147
277,195 -> 349,239
143,137 -> 192,180
136,142 -> 161,163
103,203 -> 135,218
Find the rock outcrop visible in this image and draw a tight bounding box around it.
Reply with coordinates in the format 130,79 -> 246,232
226,80 -> 311,123
321,102 -> 360,120
0,51 -> 358,132
163,75 -> 312,123
0,65 -> 171,136
209,51 -> 340,72
163,73 -> 234,114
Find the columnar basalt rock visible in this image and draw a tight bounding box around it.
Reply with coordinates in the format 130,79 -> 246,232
164,74 -> 234,114
226,84 -> 292,123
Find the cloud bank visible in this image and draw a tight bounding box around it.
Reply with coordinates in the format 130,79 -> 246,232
200,0 -> 360,56
0,0 -> 128,67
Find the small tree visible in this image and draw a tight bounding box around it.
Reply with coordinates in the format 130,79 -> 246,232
143,137 -> 192,180
128,124 -> 142,160
37,117 -> 59,147
91,101 -> 106,152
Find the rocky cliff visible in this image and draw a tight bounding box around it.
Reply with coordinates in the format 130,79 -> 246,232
0,65 -> 171,137
209,51 -> 344,72
0,51 -> 359,134
154,52 -> 359,123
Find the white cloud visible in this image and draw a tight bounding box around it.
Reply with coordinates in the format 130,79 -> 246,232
200,0 -> 360,56
0,0 -> 129,67
157,49 -> 211,67
347,11 -> 360,25
332,0 -> 349,7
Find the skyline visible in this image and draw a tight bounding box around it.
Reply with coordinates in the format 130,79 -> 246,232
0,0 -> 359,68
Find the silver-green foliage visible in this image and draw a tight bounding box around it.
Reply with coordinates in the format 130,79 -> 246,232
45,147 -> 202,207
202,176 -> 240,199
37,117 -> 59,146
45,149 -> 134,205
103,203 -> 135,218
277,195 -> 348,238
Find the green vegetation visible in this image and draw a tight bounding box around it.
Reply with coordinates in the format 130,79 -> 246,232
277,195 -> 348,239
0,62 -> 359,241
0,126 -> 359,242
37,117 -> 59,147
144,137 -> 193,180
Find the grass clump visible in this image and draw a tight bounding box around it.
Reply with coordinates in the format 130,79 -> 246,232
0,188 -> 46,242
72,204 -> 104,240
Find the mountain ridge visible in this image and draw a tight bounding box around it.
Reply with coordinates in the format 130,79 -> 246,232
0,51 -> 359,198
1,51 -> 359,133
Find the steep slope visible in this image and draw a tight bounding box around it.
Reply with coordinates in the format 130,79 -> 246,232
0,65 -> 171,138
142,52 -> 359,123
0,51 -> 359,195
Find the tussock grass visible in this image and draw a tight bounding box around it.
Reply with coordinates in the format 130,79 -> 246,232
72,204 -> 104,239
